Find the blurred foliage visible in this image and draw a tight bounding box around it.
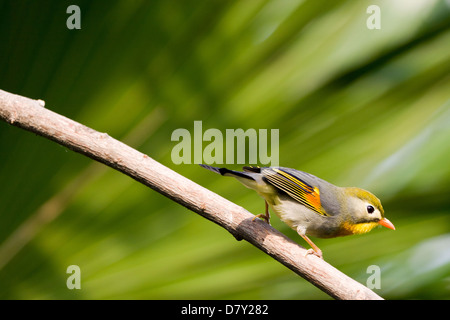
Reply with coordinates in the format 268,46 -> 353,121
0,0 -> 449,299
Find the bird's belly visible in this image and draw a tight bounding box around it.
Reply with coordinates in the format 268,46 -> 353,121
270,200 -> 317,229
269,198 -> 338,238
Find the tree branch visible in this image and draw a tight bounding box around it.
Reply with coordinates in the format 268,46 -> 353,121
0,89 -> 382,300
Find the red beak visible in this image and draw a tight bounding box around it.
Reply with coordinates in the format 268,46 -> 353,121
379,218 -> 395,230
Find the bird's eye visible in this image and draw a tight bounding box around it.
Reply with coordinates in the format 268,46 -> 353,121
367,205 -> 375,214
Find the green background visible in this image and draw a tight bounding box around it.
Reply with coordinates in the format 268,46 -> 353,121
0,0 -> 449,299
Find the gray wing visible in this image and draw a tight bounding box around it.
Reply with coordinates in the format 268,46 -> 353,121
264,167 -> 343,217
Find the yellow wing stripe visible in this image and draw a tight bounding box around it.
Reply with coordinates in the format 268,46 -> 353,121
273,169 -> 322,212
266,168 -> 327,217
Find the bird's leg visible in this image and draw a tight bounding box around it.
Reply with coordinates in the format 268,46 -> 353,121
264,201 -> 270,224
296,226 -> 323,259
301,235 -> 323,259
252,201 -> 271,225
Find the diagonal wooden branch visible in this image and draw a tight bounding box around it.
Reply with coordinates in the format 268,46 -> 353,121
0,89 -> 382,300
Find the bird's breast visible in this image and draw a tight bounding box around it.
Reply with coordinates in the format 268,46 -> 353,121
336,221 -> 379,236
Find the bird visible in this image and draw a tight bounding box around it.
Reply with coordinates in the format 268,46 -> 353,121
200,164 -> 395,259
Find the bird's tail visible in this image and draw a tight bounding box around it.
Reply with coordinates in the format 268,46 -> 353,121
199,164 -> 255,180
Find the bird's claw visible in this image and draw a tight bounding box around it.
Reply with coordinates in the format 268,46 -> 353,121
252,214 -> 271,225
304,248 -> 323,259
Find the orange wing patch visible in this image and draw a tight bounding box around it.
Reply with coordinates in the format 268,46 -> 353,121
264,168 -> 327,217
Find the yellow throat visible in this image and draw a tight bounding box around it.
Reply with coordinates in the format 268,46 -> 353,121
340,221 -> 379,236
